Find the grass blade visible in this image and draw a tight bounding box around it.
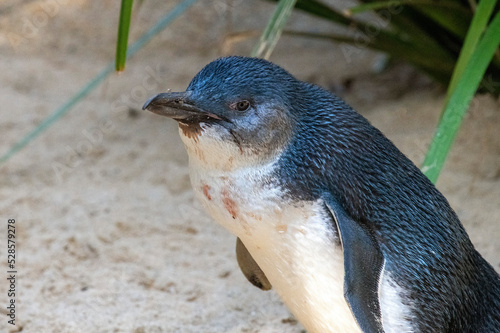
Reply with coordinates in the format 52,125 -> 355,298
347,0 -> 467,15
411,4 -> 471,39
288,29 -> 454,83
284,30 -> 361,44
251,0 -> 298,59
279,0 -> 457,82
291,0 -> 352,25
0,0 -> 199,165
115,0 -> 134,71
421,11 -> 500,183
445,0 -> 497,102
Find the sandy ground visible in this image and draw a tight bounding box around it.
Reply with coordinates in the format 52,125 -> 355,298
0,1 -> 499,332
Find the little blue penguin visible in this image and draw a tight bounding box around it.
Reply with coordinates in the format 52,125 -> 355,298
143,56 -> 500,333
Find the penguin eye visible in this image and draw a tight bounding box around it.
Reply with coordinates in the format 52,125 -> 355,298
232,100 -> 251,112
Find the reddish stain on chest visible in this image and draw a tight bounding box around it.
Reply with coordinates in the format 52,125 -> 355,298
202,184 -> 212,201
221,188 -> 238,219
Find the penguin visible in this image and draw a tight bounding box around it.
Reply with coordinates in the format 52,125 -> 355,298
143,56 -> 500,333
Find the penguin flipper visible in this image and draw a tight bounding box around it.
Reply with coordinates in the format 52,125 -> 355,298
236,237 -> 272,291
323,194 -> 385,333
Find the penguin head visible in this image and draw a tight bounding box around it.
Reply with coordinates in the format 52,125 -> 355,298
143,56 -> 297,170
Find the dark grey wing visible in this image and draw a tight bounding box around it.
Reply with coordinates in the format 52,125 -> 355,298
236,237 -> 272,291
322,193 -> 385,333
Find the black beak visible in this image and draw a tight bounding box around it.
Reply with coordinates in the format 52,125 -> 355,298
142,91 -> 222,121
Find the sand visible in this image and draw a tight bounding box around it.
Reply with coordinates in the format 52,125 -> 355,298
0,1 -> 499,332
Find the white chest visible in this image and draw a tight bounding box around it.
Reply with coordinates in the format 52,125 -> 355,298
179,126 -> 413,333
188,159 -> 362,333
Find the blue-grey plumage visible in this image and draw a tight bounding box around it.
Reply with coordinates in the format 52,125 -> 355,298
143,56 -> 500,333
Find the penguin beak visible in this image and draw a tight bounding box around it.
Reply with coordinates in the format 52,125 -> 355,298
142,91 -> 222,121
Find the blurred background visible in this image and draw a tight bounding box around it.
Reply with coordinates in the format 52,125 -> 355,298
0,1 -> 499,332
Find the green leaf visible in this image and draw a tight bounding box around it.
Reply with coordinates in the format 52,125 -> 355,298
412,4 -> 471,39
0,0 -> 199,165
445,0 -> 497,102
276,0 -> 456,82
348,0 -> 469,18
251,0 -> 298,59
288,29 -> 454,84
115,0 -> 134,72
422,10 -> 500,183
292,0 -> 352,25
265,0 -> 353,26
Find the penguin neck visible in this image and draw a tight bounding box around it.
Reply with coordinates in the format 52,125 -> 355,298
179,123 -> 283,173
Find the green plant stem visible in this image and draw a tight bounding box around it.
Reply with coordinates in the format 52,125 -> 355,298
116,0 -> 134,71
285,29 -> 454,84
279,0 -> 457,83
422,11 -> 500,183
347,0 -> 467,15
445,0 -> 497,103
0,0 -> 199,165
251,0 -> 298,59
